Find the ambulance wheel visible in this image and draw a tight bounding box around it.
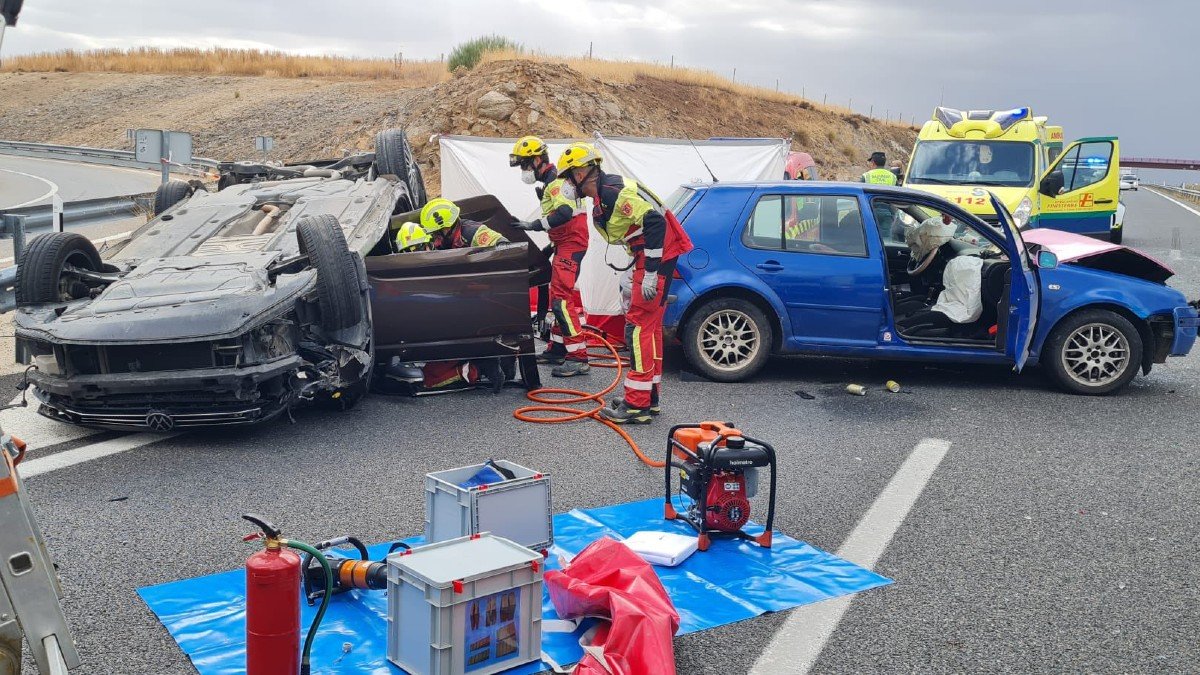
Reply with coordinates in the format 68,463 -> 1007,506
1109,227 -> 1123,245
1043,309 -> 1141,395
374,129 -> 427,212
683,297 -> 772,382
153,180 -> 194,215
296,214 -> 363,331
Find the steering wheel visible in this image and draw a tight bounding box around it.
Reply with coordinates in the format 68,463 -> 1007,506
907,247 -> 940,277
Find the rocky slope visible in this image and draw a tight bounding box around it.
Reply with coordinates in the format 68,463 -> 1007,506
0,59 -> 917,190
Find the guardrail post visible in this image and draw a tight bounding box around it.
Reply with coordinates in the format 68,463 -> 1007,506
1,214 -> 26,260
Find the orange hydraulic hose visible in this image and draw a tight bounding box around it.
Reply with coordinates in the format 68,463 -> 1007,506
514,331 -> 664,468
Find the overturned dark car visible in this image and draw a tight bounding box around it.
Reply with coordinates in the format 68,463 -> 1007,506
13,130 -> 549,431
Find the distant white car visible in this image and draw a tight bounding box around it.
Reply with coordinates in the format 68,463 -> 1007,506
1120,174 -> 1140,191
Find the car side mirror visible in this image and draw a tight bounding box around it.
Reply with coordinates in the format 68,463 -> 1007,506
1036,250 -> 1059,269
1039,170 -> 1064,198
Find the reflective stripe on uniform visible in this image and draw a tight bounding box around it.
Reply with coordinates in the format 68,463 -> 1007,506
565,342 -> 587,353
624,377 -> 654,391
554,299 -> 580,337
550,332 -> 564,344
630,325 -> 644,372
643,248 -> 663,257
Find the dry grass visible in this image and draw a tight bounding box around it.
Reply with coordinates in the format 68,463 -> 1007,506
478,50 -> 908,127
0,47 -> 449,84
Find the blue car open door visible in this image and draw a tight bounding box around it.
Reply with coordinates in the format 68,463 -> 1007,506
990,193 -> 1040,371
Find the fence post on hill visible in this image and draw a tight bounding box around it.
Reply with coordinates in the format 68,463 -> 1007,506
670,55 -> 674,68
588,42 -> 593,59
732,67 -> 736,83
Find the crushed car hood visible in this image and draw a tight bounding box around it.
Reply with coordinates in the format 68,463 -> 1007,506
1024,229 -> 1174,284
15,253 -> 315,343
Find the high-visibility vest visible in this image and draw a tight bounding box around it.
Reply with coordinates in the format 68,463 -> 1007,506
862,168 -> 898,185
540,178 -> 579,217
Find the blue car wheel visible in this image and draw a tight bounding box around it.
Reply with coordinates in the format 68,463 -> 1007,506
1043,309 -> 1142,395
682,297 -> 773,382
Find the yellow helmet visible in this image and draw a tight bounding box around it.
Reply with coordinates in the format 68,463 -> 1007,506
395,222 -> 431,251
557,142 -> 602,172
509,136 -> 547,166
420,198 -> 460,232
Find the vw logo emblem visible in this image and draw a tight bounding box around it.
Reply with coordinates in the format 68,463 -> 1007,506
971,188 -> 986,197
145,412 -> 175,432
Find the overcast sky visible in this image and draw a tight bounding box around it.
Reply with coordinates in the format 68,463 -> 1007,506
5,0 -> 1199,181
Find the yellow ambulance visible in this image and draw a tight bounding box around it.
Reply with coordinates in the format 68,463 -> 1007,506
903,107 -> 1124,243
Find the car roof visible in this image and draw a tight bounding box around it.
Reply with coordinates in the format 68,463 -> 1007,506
682,181 -> 930,199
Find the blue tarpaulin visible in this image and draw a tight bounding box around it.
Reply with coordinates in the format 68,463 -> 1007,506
139,498 -> 891,674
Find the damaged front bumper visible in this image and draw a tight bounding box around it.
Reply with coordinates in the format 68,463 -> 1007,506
1171,304 -> 1200,356
31,357 -> 305,431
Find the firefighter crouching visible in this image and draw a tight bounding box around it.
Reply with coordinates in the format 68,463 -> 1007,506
555,142 -> 693,424
510,136 -> 592,378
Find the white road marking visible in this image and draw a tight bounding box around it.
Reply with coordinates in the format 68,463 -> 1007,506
0,166 -> 60,209
1147,186 -> 1200,220
18,432 -> 172,478
0,229 -> 132,265
749,438 -> 952,675
0,394 -> 99,449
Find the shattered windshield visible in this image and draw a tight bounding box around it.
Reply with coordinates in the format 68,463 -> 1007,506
907,140 -> 1035,188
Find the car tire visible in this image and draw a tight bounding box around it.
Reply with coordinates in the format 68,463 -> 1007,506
16,232 -> 102,305
1109,227 -> 1123,245
153,180 -> 194,216
1043,309 -> 1142,395
296,214 -> 364,331
682,297 -> 773,382
374,129 -> 427,212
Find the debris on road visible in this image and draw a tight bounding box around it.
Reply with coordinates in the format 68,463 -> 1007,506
846,384 -> 867,396
794,389 -> 816,399
885,380 -> 902,393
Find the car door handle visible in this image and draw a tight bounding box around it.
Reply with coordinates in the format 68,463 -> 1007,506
1095,198 -> 1114,204
756,261 -> 784,272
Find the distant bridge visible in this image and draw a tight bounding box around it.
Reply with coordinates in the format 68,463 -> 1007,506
1122,157 -> 1200,171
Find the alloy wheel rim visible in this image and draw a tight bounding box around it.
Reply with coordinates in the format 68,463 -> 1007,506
698,309 -> 760,372
1061,322 -> 1129,387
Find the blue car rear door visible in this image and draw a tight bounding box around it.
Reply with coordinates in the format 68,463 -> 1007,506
731,189 -> 885,346
990,193 -> 1039,370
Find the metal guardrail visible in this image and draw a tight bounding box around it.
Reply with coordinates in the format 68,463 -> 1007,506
1147,184 -> 1200,205
1,193 -> 151,231
0,192 -> 152,312
0,139 -> 218,173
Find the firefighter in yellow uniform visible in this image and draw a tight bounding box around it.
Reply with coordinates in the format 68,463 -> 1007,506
509,136 -> 591,377
555,142 -> 693,423
420,198 -> 507,250
861,151 -> 898,185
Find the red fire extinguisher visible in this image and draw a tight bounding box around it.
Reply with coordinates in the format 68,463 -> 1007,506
243,514 -> 333,675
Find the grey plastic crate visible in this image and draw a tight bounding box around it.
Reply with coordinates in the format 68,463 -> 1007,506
387,533 -> 544,675
424,460 -> 553,552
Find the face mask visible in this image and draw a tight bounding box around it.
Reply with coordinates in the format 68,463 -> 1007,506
559,180 -> 578,201
521,169 -> 537,185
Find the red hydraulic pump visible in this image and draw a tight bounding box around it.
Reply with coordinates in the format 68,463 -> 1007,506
242,514 -> 333,675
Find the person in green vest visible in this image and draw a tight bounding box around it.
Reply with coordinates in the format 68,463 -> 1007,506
860,151 -> 897,185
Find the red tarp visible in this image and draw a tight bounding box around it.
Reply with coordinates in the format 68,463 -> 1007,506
545,537 -> 681,675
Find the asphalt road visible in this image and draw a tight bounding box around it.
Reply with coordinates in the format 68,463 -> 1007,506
4,188 -> 1198,674
0,155 -> 160,209
0,154 -> 161,263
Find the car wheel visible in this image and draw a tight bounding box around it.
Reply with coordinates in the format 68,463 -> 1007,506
1109,227 -> 1123,245
682,297 -> 773,382
296,214 -> 364,331
153,180 -> 194,216
16,232 -> 102,305
374,129 -> 428,212
1043,309 -> 1142,395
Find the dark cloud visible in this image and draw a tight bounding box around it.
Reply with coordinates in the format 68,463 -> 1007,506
4,0 -> 1199,177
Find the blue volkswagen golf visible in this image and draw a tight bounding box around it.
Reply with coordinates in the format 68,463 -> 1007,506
662,182 -> 1198,395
